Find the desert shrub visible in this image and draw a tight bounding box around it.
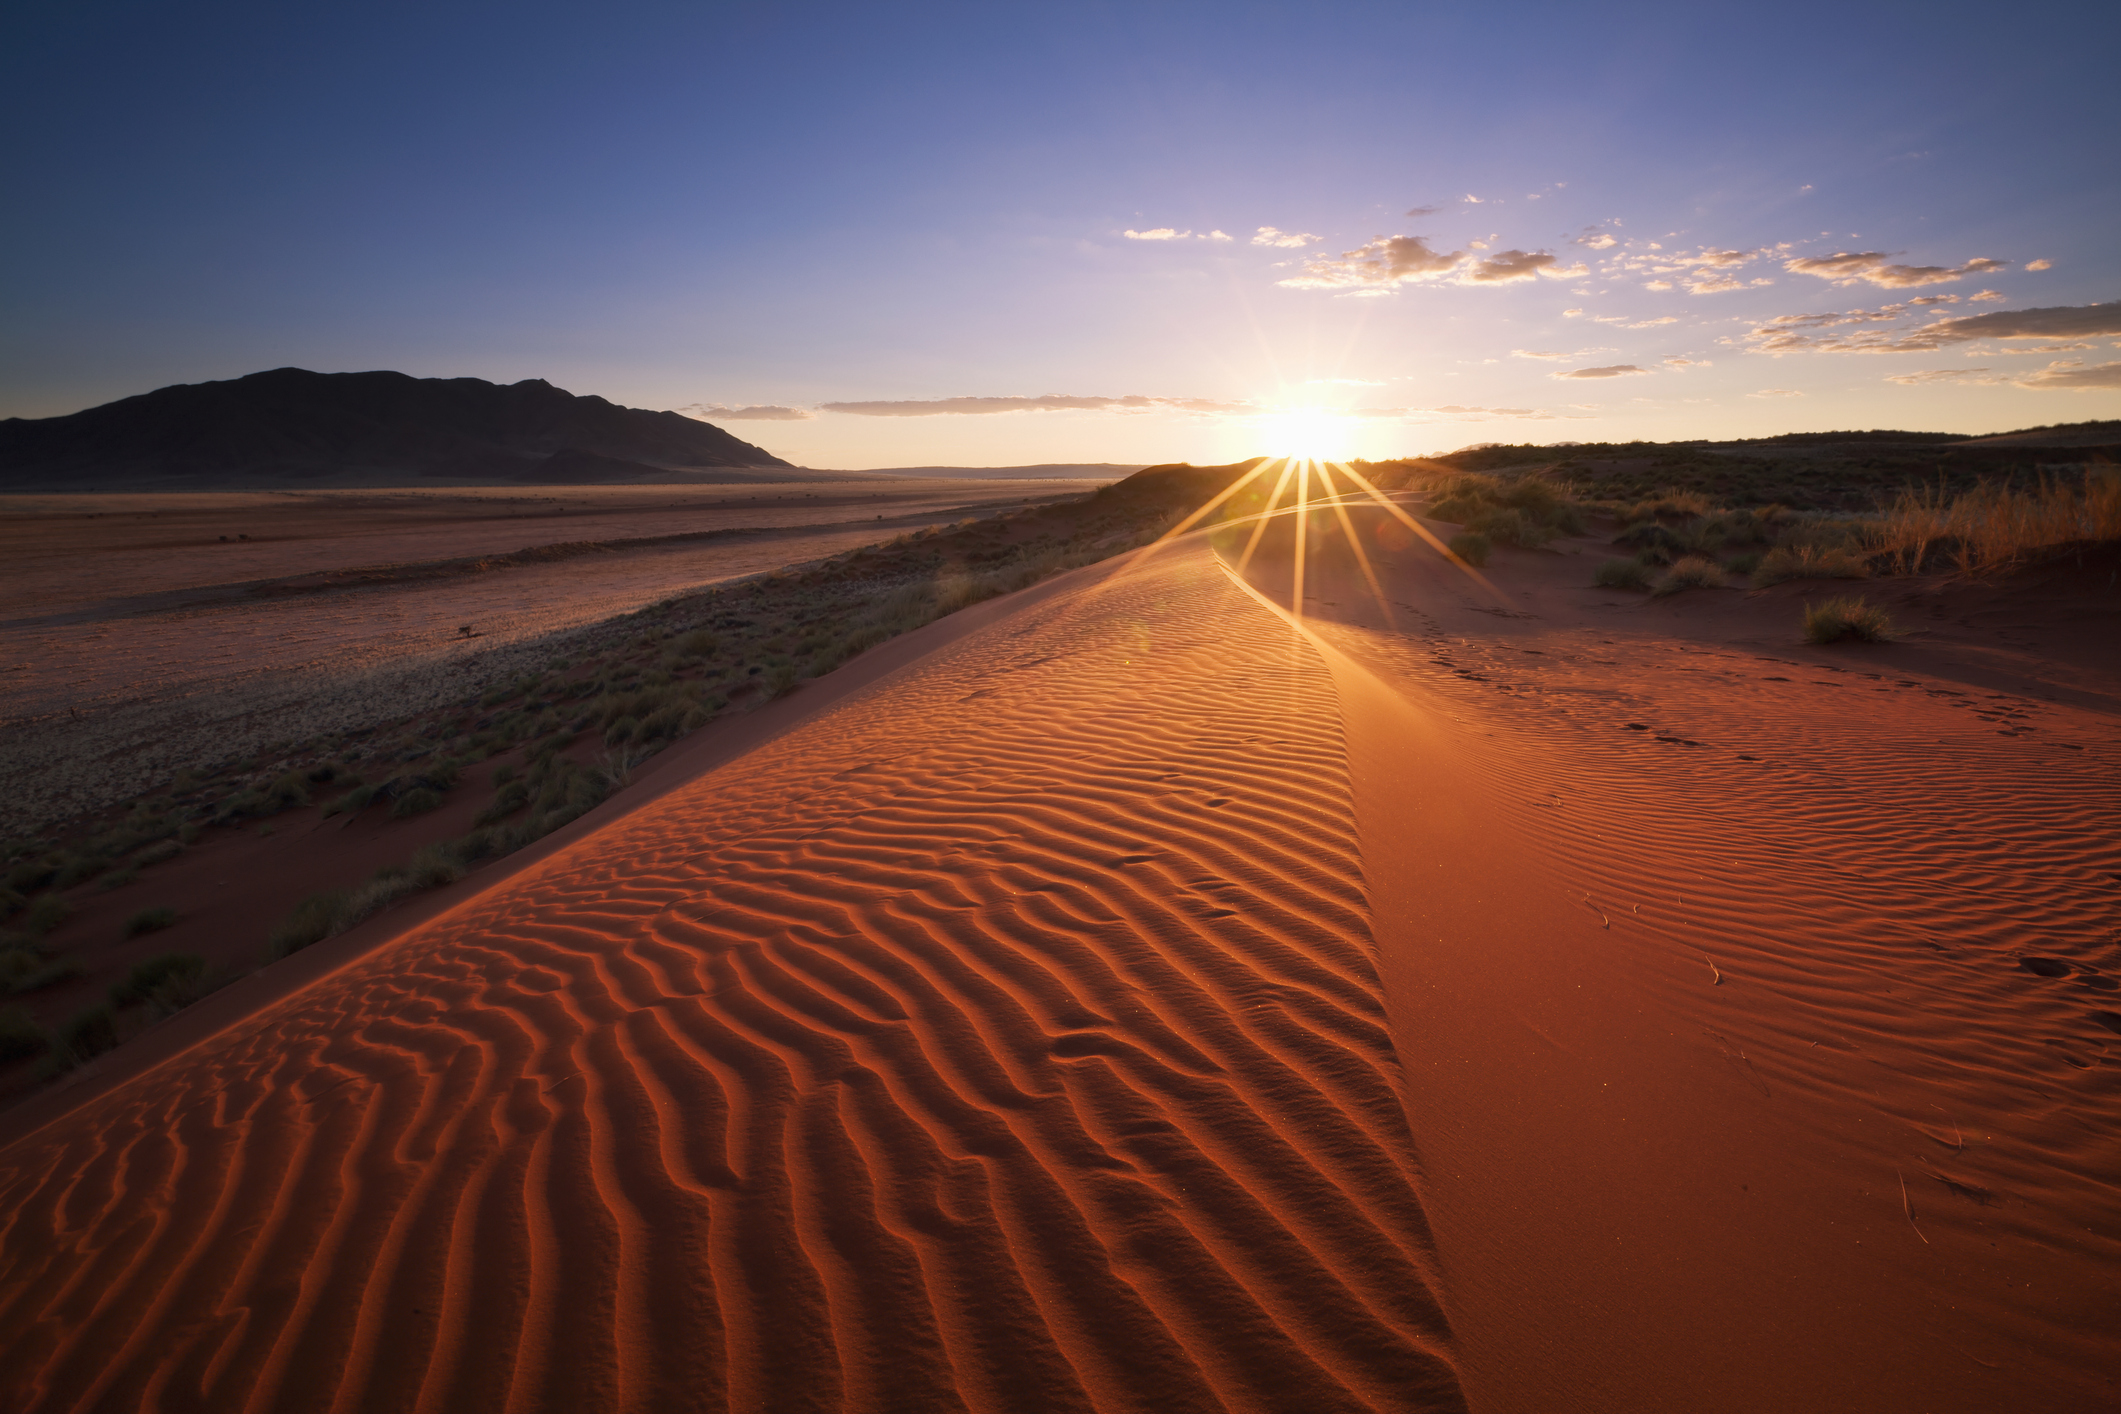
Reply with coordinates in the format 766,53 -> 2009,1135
1867,469 -> 2121,576
1626,490 -> 1714,522
766,662 -> 801,698
1654,556 -> 1726,596
476,780 -> 530,827
110,952 -> 207,1008
270,891 -> 349,957
52,1006 -> 120,1066
604,715 -> 640,746
121,906 -> 178,939
1465,506 -> 1550,549
1593,557 -> 1653,590
1752,544 -> 1872,587
51,853 -> 107,890
491,763 -> 517,788
5,859 -> 59,893
1724,551 -> 1763,576
391,787 -> 444,819
407,846 -> 465,888
132,838 -> 183,867
7,954 -> 83,995
1613,522 -> 1686,564
1804,596 -> 1898,644
0,1006 -> 43,1062
322,783 -> 378,817
23,895 -> 71,937
1447,531 -> 1491,566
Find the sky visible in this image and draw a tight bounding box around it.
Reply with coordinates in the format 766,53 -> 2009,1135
4,0 -> 2118,468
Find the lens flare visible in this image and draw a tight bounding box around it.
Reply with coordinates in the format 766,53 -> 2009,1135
1256,409 -> 1355,461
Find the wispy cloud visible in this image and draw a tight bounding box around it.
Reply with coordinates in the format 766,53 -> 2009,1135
680,403 -> 814,421
1555,364 -> 1649,379
1404,204 -> 1443,217
1884,368 -> 1996,385
816,394 -> 1254,417
2017,360 -> 2121,390
2026,259 -> 2053,271
1746,301 -> 2121,354
1279,234 -> 1464,290
1784,250 -> 2007,289
1467,249 -> 1584,282
1123,227 -> 1231,241
1747,388 -> 1804,398
1251,226 -> 1322,248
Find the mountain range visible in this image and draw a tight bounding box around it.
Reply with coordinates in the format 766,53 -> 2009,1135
0,368 -> 813,488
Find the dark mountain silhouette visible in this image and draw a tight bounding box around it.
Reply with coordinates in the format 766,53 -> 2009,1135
0,367 -> 806,487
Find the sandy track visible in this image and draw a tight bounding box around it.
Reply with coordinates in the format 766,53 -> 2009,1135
0,543 -> 1464,1412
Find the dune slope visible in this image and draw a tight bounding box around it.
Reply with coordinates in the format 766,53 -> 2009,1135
0,543 -> 1464,1412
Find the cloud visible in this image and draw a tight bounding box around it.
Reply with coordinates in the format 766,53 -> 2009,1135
1563,307 -> 1585,317
2027,259 -> 2053,271
1784,250 -> 2008,289
681,403 -> 813,421
1405,204 -> 1443,217
1748,301 -> 2121,354
1689,249 -> 1753,268
1748,389 -> 1804,398
1555,364 -> 1650,379
1462,193 -> 1484,204
1688,275 -> 1746,294
1572,227 -> 1618,250
1124,227 -> 1185,240
817,394 -> 1255,417
1279,233 -> 1465,290
2017,360 -> 2121,390
1205,229 -> 1233,242
1252,226 -> 1322,248
1885,368 -> 1997,385
1644,279 -> 1674,291
1970,289 -> 2005,302
1467,249 -> 1576,282
1426,405 -> 1553,418
1662,356 -> 1710,368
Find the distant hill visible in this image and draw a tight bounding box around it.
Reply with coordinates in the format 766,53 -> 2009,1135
850,463 -> 1145,481
0,368 -> 814,489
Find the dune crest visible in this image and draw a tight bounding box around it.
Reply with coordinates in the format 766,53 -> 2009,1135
0,544 -> 1464,1412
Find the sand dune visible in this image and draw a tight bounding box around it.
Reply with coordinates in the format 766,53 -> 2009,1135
0,543 -> 1463,1412
2,519 -> 2113,1411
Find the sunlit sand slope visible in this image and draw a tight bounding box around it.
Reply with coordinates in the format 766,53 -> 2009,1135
0,542 -> 1465,1413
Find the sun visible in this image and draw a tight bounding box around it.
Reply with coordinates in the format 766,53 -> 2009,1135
1256,408 -> 1356,462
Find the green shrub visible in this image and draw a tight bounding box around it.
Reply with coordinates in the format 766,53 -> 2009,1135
1447,531 -> 1491,566
132,838 -> 183,867
1613,522 -> 1686,565
1803,596 -> 1898,644
1724,551 -> 1762,576
1654,555 -> 1726,596
323,783 -> 378,817
110,953 -> 207,1009
270,891 -> 349,957
0,1005 -> 43,1062
1592,557 -> 1653,590
23,895 -> 71,937
121,906 -> 178,938
408,846 -> 465,889
52,1005 -> 119,1066
7,954 -> 83,995
391,787 -> 444,819
1752,544 -> 1872,587
51,853 -> 106,889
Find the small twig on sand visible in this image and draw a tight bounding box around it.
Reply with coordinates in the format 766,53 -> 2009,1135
1586,896 -> 1609,929
1898,1168 -> 1929,1244
1932,1105 -> 1963,1152
1703,953 -> 1722,985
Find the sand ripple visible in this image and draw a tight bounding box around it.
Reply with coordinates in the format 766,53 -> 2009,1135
0,544 -> 1464,1413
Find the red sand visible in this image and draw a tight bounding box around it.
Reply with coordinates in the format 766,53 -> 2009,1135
0,522 -> 2114,1411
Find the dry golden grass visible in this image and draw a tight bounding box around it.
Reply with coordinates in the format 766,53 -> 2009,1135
1869,468 -> 2121,576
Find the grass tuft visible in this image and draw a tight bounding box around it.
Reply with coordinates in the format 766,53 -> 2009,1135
1447,531 -> 1491,567
0,1005 -> 43,1062
110,952 -> 207,1009
121,906 -> 178,939
1803,596 -> 1898,644
1592,557 -> 1653,590
1653,555 -> 1726,596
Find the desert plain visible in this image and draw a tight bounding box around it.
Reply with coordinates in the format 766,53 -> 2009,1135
0,465 -> 2115,1413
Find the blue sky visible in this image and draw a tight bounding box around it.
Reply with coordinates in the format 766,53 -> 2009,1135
4,1 -> 2117,467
